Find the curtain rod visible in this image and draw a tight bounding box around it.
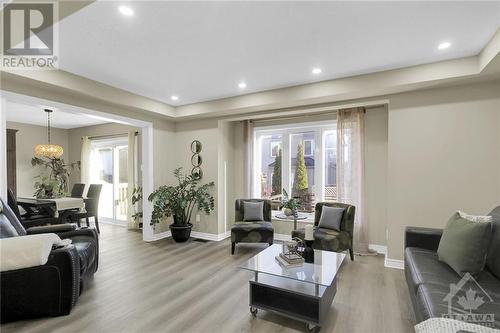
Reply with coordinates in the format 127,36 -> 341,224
84,131 -> 139,140
251,110 -> 338,124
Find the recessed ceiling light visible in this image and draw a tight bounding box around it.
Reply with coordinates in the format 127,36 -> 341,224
119,6 -> 134,16
438,42 -> 451,50
170,95 -> 179,101
238,82 -> 247,89
312,68 -> 322,74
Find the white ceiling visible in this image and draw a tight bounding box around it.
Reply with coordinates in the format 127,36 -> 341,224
5,100 -> 111,129
57,1 -> 500,106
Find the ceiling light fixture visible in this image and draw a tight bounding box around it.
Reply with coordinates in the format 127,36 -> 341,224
312,68 -> 322,74
438,42 -> 451,50
170,95 -> 179,101
119,6 -> 134,16
238,82 -> 247,89
34,109 -> 64,159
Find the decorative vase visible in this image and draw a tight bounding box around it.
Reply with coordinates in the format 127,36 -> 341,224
169,223 -> 193,242
283,208 -> 293,216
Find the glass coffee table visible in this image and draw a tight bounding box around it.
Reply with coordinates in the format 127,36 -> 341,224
240,244 -> 345,332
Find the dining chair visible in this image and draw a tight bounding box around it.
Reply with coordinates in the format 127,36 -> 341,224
6,188 -> 59,228
70,183 -> 86,198
71,184 -> 102,233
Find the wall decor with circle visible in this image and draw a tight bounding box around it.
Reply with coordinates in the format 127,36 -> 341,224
190,140 -> 203,180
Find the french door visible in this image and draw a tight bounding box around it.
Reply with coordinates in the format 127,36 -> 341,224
90,138 -> 128,223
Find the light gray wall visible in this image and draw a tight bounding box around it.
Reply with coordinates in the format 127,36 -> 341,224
387,80 -> 500,260
7,121 -> 69,197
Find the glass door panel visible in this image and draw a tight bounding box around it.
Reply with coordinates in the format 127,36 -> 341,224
90,138 -> 128,223
96,148 -> 114,219
115,146 -> 128,221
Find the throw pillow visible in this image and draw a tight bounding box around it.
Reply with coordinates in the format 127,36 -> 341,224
318,206 -> 345,231
485,207 -> 500,279
243,201 -> 264,221
0,198 -> 26,236
437,212 -> 492,276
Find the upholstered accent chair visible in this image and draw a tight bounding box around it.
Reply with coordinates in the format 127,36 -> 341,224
292,202 -> 355,260
231,199 -> 274,254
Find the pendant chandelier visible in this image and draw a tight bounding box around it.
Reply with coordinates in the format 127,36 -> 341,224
34,109 -> 64,158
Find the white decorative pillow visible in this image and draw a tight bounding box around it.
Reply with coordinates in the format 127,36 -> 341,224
458,210 -> 493,223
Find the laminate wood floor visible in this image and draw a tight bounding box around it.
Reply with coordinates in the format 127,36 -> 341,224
2,224 -> 415,333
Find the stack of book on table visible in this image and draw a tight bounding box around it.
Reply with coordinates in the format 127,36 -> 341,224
275,252 -> 305,268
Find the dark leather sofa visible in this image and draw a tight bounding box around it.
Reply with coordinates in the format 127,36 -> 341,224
0,199 -> 99,323
404,206 -> 500,328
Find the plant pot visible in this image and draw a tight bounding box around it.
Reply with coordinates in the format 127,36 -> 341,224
283,208 -> 293,216
169,223 -> 193,242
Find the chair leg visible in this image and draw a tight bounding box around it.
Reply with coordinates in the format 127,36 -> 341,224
76,218 -> 81,228
349,248 -> 354,261
94,216 -> 100,234
85,217 -> 90,227
231,242 -> 235,255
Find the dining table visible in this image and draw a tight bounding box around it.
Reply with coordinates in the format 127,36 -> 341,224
17,197 -> 85,223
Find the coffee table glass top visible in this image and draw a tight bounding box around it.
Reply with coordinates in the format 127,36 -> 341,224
240,244 -> 345,287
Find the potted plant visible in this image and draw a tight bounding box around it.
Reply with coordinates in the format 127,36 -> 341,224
31,157 -> 79,198
148,168 -> 215,242
281,188 -> 300,217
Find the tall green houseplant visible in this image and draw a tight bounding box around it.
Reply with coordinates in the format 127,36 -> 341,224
271,148 -> 282,195
148,168 -> 215,242
292,142 -> 309,197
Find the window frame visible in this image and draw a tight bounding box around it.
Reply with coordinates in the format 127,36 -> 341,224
253,120 -> 336,206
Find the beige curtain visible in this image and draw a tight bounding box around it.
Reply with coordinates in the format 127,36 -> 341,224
243,120 -> 254,198
80,136 -> 91,192
127,131 -> 137,229
336,108 -> 369,254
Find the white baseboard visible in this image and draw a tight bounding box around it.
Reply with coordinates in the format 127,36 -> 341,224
149,231 -> 171,241
191,230 -> 231,241
384,257 -> 404,270
368,244 -> 387,255
274,233 -> 292,242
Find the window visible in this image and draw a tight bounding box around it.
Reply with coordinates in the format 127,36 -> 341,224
303,139 -> 314,156
253,121 -> 336,213
270,141 -> 281,157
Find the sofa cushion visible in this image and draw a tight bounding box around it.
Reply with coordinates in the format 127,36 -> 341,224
242,201 -> 264,222
416,282 -> 500,328
437,212 -> 492,276
405,247 -> 460,293
486,208 -> 500,279
318,206 -> 344,231
293,227 -> 351,252
231,222 -> 273,243
405,247 -> 500,293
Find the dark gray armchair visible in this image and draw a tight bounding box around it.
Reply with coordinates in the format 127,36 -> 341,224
231,199 -> 274,254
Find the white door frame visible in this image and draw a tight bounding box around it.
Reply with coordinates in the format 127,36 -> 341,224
0,90 -> 156,242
